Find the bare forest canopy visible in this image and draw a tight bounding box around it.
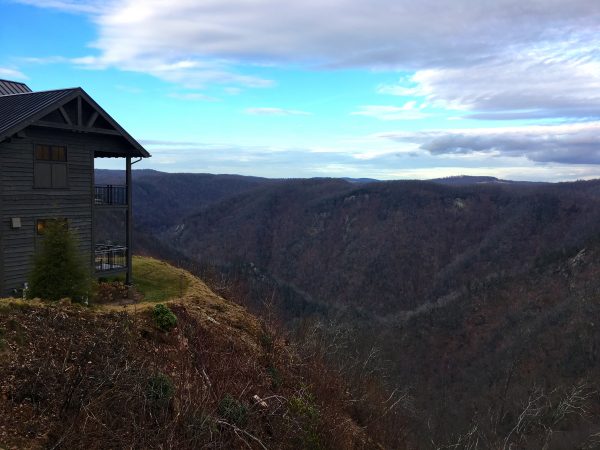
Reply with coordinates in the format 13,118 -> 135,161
95,169 -> 600,446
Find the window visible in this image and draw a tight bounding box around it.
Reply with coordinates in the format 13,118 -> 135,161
36,218 -> 68,235
34,144 -> 67,188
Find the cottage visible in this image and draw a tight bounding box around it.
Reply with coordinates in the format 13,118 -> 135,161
0,79 -> 150,296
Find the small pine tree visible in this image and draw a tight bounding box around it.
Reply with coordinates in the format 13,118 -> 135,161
28,219 -> 93,301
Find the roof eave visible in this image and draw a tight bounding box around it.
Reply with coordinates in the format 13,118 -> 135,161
77,88 -> 150,158
0,87 -> 151,159
0,89 -> 79,143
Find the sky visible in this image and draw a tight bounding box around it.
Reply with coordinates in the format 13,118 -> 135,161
2,0 -> 600,181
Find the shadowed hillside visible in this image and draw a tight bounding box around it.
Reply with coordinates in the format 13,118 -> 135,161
95,169 -> 277,230
164,178 -> 600,316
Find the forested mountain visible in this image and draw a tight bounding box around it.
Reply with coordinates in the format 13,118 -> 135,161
95,169 -> 277,230
99,170 -> 600,446
164,177 -> 600,315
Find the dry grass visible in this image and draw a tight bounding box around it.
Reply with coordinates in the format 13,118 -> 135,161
0,257 -> 375,449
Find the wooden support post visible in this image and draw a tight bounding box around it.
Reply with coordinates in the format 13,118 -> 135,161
125,156 -> 133,285
77,96 -> 82,126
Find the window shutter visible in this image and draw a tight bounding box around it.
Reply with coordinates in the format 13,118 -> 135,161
52,164 -> 68,188
34,163 -> 53,188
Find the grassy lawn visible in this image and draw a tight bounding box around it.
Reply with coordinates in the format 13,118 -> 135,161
132,256 -> 190,302
105,256 -> 190,302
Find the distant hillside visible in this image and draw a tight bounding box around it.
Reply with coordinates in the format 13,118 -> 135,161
161,178 -> 600,316
342,177 -> 379,184
429,175 -> 542,185
95,169 -> 277,230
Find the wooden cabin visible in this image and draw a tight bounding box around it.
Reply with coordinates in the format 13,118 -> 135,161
0,79 -> 150,296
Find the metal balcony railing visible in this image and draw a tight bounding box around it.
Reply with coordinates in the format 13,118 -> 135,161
95,244 -> 127,272
95,185 -> 127,206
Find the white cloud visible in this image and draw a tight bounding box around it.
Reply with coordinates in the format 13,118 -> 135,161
168,92 -> 219,102
84,0 -> 600,68
0,67 -> 28,80
70,55 -> 273,89
351,103 -> 427,120
95,138 -> 600,181
13,0 -> 105,14
379,36 -> 600,119
15,0 -> 600,178
17,0 -> 600,105
224,87 -> 242,95
245,107 -> 310,116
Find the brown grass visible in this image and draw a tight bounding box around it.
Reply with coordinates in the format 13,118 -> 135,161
0,257 -> 377,449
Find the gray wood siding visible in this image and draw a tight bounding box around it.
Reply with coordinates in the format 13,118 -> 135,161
0,126 -> 95,295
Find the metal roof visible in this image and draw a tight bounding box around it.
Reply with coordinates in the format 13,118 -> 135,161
0,89 -> 76,139
0,87 -> 149,158
0,79 -> 32,96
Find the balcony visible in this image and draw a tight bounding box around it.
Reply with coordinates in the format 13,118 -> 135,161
95,244 -> 127,273
95,184 -> 127,206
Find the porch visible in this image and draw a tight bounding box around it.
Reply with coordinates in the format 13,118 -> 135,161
93,184 -> 129,276
95,243 -> 127,274
93,151 -> 142,284
94,184 -> 127,206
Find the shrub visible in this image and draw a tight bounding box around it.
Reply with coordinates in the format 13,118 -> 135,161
259,330 -> 274,352
289,391 -> 320,423
289,391 -> 323,449
218,394 -> 248,427
28,219 -> 93,302
147,372 -> 175,406
152,304 -> 177,331
267,365 -> 283,389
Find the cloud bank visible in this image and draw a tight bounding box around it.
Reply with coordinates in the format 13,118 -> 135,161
97,135 -> 600,182
17,0 -> 600,176
379,122 -> 600,165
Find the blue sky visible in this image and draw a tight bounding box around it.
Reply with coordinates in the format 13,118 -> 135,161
2,0 -> 600,181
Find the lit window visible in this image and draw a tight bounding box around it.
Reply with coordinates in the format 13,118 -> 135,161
36,218 -> 68,235
35,145 -> 66,161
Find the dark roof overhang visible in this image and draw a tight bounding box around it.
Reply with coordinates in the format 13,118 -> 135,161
0,87 -> 150,158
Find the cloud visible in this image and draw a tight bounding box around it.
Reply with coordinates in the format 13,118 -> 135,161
351,103 -> 427,120
13,0 -> 104,14
139,139 -> 205,146
224,87 -> 242,95
0,67 -> 28,80
94,138 -> 600,181
379,122 -> 600,164
70,55 -> 273,89
83,0 -> 600,68
245,107 -> 310,116
378,37 -> 600,120
17,0 -> 600,106
19,56 -> 70,64
169,92 -> 219,102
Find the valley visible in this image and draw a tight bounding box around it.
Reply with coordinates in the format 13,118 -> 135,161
98,169 -> 600,446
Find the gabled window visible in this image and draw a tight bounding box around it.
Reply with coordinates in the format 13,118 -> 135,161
34,144 -> 67,188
